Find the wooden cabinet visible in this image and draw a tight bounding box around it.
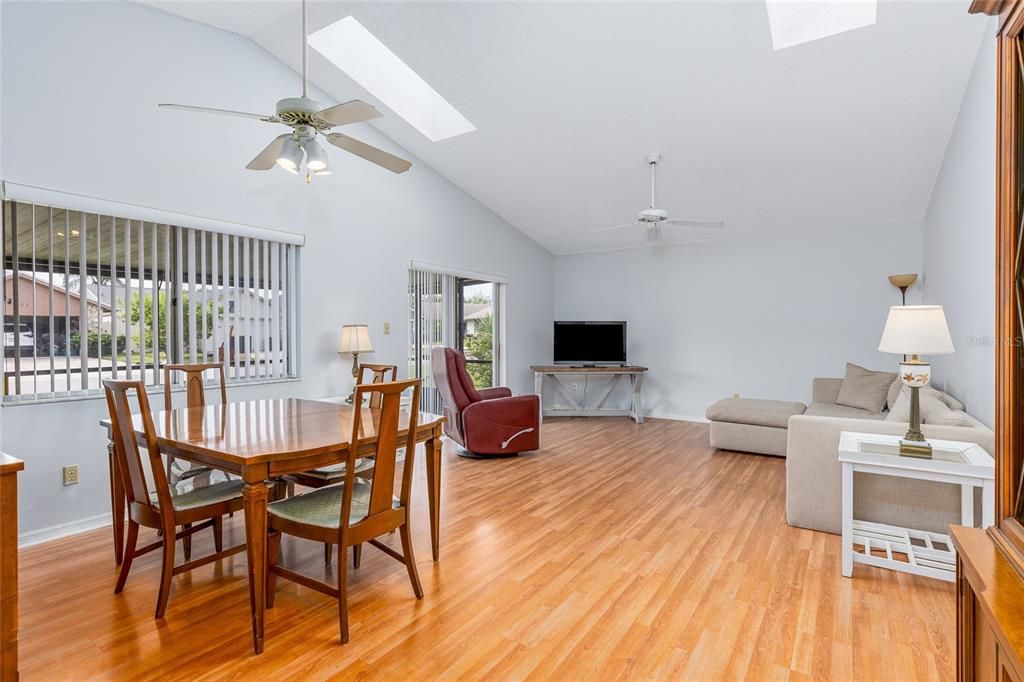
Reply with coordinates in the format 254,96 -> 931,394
951,527 -> 1024,682
0,454 -> 23,681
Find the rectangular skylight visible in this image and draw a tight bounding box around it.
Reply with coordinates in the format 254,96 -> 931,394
308,16 -> 476,142
766,0 -> 877,51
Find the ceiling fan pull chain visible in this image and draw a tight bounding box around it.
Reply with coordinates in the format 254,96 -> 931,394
649,156 -> 656,209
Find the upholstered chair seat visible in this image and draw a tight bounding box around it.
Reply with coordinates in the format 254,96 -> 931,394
150,478 -> 247,512
269,478 -> 400,529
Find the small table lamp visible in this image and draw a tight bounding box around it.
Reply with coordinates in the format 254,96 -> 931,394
877,305 -> 955,458
338,324 -> 374,404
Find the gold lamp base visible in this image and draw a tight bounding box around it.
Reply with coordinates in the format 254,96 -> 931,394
898,438 -> 933,459
899,358 -> 933,459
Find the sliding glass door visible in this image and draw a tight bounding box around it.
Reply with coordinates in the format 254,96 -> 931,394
457,279 -> 498,389
408,267 -> 504,412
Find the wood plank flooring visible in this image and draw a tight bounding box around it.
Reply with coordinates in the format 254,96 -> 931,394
18,418 -> 954,680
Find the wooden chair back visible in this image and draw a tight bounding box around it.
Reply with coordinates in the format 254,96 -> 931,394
104,379 -> 171,514
357,363 -> 399,408
341,379 -> 421,532
162,362 -> 227,411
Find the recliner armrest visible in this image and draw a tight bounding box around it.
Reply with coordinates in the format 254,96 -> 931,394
477,386 -> 513,400
462,395 -> 540,454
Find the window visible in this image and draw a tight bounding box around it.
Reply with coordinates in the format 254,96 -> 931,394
1,198 -> 301,402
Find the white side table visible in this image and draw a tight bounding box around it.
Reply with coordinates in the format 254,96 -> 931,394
838,431 -> 994,583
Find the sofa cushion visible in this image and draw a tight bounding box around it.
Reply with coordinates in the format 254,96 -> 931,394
803,402 -> 886,420
886,390 -> 973,427
705,397 -> 806,429
835,363 -> 896,413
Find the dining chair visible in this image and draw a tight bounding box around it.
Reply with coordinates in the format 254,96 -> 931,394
357,363 -> 398,407
104,379 -> 248,619
162,362 -> 227,483
284,362 -> 399,566
266,378 -> 423,645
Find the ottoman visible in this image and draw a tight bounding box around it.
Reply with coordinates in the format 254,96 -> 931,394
705,397 -> 807,457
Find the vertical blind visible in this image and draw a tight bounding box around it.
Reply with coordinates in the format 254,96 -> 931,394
408,268 -> 458,415
1,199 -> 301,402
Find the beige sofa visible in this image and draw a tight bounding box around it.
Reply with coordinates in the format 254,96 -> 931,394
785,377 -> 994,535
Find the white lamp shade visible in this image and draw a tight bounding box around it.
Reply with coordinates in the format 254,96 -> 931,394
877,305 -> 955,355
338,324 -> 374,354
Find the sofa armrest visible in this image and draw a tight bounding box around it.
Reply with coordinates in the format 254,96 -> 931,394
786,414 -> 994,535
462,395 -> 540,454
478,386 -> 513,400
811,378 -> 844,405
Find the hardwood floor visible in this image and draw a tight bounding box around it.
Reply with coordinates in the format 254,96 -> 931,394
19,418 -> 954,680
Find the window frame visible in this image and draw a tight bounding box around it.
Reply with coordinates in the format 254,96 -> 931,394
0,195 -> 303,405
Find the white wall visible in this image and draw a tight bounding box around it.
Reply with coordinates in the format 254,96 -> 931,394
554,222 -> 922,420
921,20 -> 997,428
1,1 -> 554,537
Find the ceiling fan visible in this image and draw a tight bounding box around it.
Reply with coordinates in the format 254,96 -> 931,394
158,0 -> 411,182
589,153 -> 724,242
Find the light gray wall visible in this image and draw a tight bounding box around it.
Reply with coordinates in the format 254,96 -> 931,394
1,1 -> 554,536
553,222 -> 922,419
921,20 -> 997,428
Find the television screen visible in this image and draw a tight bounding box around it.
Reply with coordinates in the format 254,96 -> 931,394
553,321 -> 627,365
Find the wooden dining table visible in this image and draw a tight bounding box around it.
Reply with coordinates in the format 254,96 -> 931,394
100,397 -> 445,655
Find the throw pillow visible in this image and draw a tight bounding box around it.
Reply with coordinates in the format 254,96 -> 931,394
886,381 -> 966,413
885,390 -> 910,422
836,363 -> 896,413
920,393 -> 973,427
884,390 -> 972,427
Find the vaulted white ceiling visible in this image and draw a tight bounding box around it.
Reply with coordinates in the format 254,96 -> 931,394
143,1 -> 987,255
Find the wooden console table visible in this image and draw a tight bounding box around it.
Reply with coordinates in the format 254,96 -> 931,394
531,365 -> 647,423
0,454 -> 23,681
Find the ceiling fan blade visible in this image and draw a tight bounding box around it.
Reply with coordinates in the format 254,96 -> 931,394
326,133 -> 412,174
246,134 -> 291,171
159,103 -> 279,123
664,219 -> 725,229
588,222 -> 641,234
318,100 -> 384,127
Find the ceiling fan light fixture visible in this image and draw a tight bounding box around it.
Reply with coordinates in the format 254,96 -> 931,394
276,137 -> 304,171
303,138 -> 328,172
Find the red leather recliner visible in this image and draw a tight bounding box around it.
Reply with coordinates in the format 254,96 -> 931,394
431,347 -> 540,457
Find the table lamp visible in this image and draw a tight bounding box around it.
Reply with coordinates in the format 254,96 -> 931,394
338,324 -> 374,404
877,305 -> 955,458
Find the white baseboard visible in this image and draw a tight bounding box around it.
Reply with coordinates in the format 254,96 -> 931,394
19,512 -> 111,548
644,412 -> 710,424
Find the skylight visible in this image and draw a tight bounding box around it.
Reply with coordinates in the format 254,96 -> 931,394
308,16 -> 477,142
765,0 -> 877,51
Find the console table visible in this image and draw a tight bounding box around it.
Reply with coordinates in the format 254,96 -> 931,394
531,365 -> 647,423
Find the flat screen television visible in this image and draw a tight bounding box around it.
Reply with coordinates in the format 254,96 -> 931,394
553,321 -> 627,366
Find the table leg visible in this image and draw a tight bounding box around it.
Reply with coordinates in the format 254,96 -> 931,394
982,479 -> 995,528
242,467 -> 269,655
534,372 -> 544,424
961,484 -> 975,527
425,426 -> 442,562
631,374 -> 645,424
108,439 -> 125,566
841,462 -> 853,577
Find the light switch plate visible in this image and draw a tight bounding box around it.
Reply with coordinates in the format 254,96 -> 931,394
383,322 -> 391,335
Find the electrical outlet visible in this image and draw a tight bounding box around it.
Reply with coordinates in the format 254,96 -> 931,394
571,382 -> 578,392
383,322 -> 391,335
62,465 -> 79,486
